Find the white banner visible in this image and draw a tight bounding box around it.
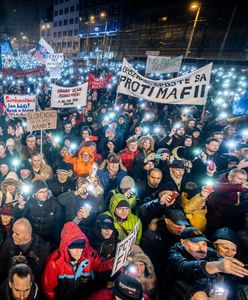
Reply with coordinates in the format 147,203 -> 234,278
111,221 -> 140,277
46,53 -> 64,79
4,94 -> 36,117
145,51 -> 160,56
51,82 -> 88,108
117,58 -> 212,105
145,55 -> 183,74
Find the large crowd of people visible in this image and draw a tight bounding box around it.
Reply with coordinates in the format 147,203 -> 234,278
0,56 -> 247,300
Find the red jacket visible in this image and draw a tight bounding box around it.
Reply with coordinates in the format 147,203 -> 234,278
42,222 -> 113,300
86,288 -> 151,300
207,173 -> 247,228
119,148 -> 139,172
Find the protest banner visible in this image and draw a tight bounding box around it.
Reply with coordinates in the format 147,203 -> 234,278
145,51 -> 160,56
117,58 -> 212,105
111,221 -> 140,277
51,82 -> 88,108
1,67 -> 45,78
145,55 -> 183,74
26,110 -> 58,132
33,38 -> 54,64
4,94 -> 36,117
46,53 -> 64,79
88,73 -> 112,89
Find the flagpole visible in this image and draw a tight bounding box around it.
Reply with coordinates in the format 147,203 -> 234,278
40,130 -> 43,155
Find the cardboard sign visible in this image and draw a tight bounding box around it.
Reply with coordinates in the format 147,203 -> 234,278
145,55 -> 183,74
51,82 -> 88,108
4,94 -> 36,117
111,221 -> 140,277
26,110 -> 57,132
117,58 -> 212,105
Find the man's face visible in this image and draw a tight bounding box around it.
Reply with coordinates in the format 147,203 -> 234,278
68,248 -> 83,261
82,130 -> 90,140
64,124 -> 72,133
0,164 -> 9,176
7,126 -> 15,135
20,169 -> 31,179
1,214 -> 12,226
0,145 -> 6,156
170,167 -> 185,179
188,121 -> 195,128
128,142 -> 138,153
213,134 -> 223,144
57,171 -> 69,183
184,138 -> 192,147
115,207 -> 130,220
9,274 -> 32,300
31,155 -> 41,169
34,188 -> 48,201
229,172 -> 247,184
7,144 -> 14,152
118,117 -> 125,124
181,239 -> 208,260
205,141 -> 219,153
81,152 -> 90,163
107,162 -> 119,174
239,147 -> 248,159
26,137 -> 36,150
192,131 -> 200,138
176,127 -> 185,136
214,241 -> 237,258
147,170 -> 162,187
101,228 -> 113,239
164,218 -> 185,236
12,224 -> 28,245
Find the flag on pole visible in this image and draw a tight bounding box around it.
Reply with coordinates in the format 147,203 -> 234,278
32,38 -> 54,64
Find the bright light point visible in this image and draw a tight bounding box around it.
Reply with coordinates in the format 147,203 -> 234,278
143,127 -> 149,134
205,180 -> 213,186
193,148 -> 201,155
226,140 -> 237,149
182,108 -> 190,114
70,143 -> 77,150
22,121 -> 27,127
22,185 -> 31,194
87,184 -> 94,192
109,112 -> 115,119
54,136 -> 61,143
174,123 -> 182,129
154,127 -> 161,133
12,159 -> 20,167
219,112 -> 228,119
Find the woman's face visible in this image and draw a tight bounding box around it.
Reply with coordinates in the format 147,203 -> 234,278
134,261 -> 146,276
142,139 -> 151,151
107,142 -> 115,151
214,241 -> 237,258
6,184 -> 17,194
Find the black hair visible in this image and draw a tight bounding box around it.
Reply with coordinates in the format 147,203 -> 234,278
205,137 -> 220,145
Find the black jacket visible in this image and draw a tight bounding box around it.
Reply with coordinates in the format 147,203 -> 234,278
13,195 -> 63,244
0,233 -> 51,283
47,176 -> 75,198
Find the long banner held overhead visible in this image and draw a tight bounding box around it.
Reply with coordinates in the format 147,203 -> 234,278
88,73 -> 112,89
4,94 -> 36,117
117,58 -> 212,105
51,82 -> 88,108
145,55 -> 183,74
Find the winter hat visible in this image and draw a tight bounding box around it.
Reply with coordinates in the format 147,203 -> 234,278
191,127 -> 201,133
155,182 -> 177,196
0,157 -> 10,166
181,227 -> 209,243
156,148 -> 171,155
113,274 -> 143,300
128,252 -> 154,277
169,159 -> 185,169
6,138 -> 15,147
211,227 -> 240,247
107,153 -> 120,163
18,160 -> 33,172
0,203 -> 13,216
56,162 -> 70,175
32,179 -> 48,195
164,209 -> 190,226
120,176 -> 135,190
68,239 -> 86,249
1,172 -> 20,188
116,200 -> 131,209
97,215 -> 115,230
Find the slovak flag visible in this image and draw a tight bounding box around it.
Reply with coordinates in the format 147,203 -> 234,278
32,38 -> 54,64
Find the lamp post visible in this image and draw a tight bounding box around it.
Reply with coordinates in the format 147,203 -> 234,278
185,2 -> 201,58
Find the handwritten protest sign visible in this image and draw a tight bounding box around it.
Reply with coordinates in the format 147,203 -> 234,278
26,110 -> 57,132
51,83 -> 88,108
4,94 -> 36,117
145,55 -> 183,74
111,221 -> 140,277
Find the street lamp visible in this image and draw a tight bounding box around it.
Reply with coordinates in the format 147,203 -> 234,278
185,2 -> 201,57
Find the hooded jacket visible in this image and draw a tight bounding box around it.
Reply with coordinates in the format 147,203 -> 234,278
64,147 -> 95,176
102,194 -> 142,244
42,222 -> 113,300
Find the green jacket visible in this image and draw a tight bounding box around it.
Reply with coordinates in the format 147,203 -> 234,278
103,193 -> 142,244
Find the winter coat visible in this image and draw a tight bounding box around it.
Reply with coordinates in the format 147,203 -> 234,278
64,147 -> 96,176
86,288 -> 151,300
181,192 -> 207,232
207,173 -> 248,230
30,162 -> 53,181
102,194 -> 142,244
119,148 -> 139,172
0,233 -> 51,283
42,222 -> 114,300
13,195 -> 63,244
128,252 -> 157,297
47,176 -> 75,198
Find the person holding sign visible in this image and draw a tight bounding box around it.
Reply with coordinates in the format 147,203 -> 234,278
101,194 -> 142,245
